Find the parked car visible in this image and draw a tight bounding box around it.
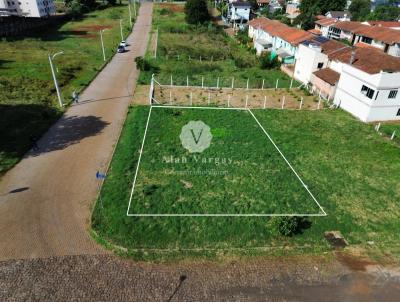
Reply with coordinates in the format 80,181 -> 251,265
120,40 -> 127,47
117,45 -> 125,53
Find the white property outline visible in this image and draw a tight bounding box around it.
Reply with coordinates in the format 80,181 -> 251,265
127,105 -> 327,217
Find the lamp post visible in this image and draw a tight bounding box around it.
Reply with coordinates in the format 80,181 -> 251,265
119,19 -> 123,41
100,29 -> 109,62
48,51 -> 64,107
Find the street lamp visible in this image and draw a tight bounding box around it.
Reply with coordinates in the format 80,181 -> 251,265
48,51 -> 64,107
99,29 -> 109,62
119,19 -> 123,41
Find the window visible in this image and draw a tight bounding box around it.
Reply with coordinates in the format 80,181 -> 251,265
317,62 -> 324,69
389,90 -> 398,99
361,36 -> 373,44
361,85 -> 375,99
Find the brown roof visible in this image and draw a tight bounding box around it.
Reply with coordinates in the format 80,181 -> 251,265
318,40 -> 400,74
313,68 -> 340,85
249,17 -> 313,45
332,21 -> 400,44
315,18 -> 337,27
366,21 -> 400,28
308,28 -> 322,36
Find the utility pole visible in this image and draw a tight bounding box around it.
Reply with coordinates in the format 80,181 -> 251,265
100,29 -> 109,62
48,51 -> 64,107
119,19 -> 123,41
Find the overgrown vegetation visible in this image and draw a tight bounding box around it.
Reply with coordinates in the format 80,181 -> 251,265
139,3 -> 294,88
0,1 -> 135,174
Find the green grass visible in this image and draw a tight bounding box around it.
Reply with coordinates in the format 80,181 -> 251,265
127,107 -> 322,215
92,106 -> 400,261
0,2 -> 136,174
380,123 -> 400,145
138,3 -> 295,89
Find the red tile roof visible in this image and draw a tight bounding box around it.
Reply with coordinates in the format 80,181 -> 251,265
332,21 -> 400,44
315,18 -> 337,27
318,39 -> 400,74
366,21 -> 400,28
313,68 -> 340,85
308,28 -> 322,36
249,17 -> 313,45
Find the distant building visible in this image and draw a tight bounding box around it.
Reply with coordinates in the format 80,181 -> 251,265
286,2 -> 300,20
0,0 -> 55,17
228,1 -> 251,24
294,38 -> 400,122
325,11 -> 352,21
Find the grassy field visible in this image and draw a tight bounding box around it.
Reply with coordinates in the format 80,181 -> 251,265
127,107 -> 323,216
138,3 -> 296,89
0,2 -> 135,174
92,105 -> 400,261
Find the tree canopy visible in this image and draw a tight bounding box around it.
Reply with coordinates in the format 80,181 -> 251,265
349,0 -> 371,21
184,0 -> 211,25
297,0 -> 347,29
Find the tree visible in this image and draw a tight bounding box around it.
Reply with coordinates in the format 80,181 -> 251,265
184,0 -> 210,25
349,0 -> 371,21
367,5 -> 400,21
297,0 -> 346,29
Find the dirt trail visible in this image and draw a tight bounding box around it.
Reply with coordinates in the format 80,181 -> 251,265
0,2 -> 153,260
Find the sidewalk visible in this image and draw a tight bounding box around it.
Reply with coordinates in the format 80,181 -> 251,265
0,2 -> 153,260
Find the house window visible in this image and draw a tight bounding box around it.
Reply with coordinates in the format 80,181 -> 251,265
361,85 -> 375,99
317,62 -> 324,69
389,90 -> 398,99
361,36 -> 373,44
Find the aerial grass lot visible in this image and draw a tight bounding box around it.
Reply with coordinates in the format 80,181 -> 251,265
92,106 -> 400,261
0,2 -> 133,174
139,3 -> 295,88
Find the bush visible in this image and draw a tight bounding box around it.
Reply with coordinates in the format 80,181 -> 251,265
184,0 -> 210,25
274,217 -> 311,236
259,52 -> 280,69
135,57 -> 159,73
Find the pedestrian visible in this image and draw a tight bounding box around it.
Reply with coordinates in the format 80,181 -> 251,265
72,90 -> 79,104
30,135 -> 39,151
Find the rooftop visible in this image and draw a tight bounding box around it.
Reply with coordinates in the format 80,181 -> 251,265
313,68 -> 340,85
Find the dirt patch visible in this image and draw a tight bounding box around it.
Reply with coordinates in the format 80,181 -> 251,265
324,231 -> 348,249
336,252 -> 376,272
132,85 -> 150,105
153,86 -> 322,110
159,3 -> 184,13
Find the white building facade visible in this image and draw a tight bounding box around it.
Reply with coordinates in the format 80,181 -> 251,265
0,0 -> 55,17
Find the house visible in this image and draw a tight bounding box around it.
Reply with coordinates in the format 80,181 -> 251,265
314,17 -> 338,37
0,0 -> 55,17
228,1 -> 251,24
248,17 -> 313,63
256,0 -> 270,7
325,11 -> 351,21
329,21 -> 400,57
294,37 -> 400,121
268,0 -> 282,13
286,2 -> 300,20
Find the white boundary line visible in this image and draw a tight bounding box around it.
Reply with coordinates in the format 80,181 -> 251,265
127,105 -> 327,217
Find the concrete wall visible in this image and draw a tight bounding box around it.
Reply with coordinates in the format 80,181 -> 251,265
311,75 -> 336,99
294,44 -> 329,84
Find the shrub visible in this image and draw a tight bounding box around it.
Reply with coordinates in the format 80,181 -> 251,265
135,57 -> 159,73
274,217 -> 311,236
184,0 -> 210,25
259,52 -> 281,69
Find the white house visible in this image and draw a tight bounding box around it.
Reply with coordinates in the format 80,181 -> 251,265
334,54 -> 400,122
228,1 -> 251,23
248,17 -> 313,63
0,0 -> 55,17
325,11 -> 351,21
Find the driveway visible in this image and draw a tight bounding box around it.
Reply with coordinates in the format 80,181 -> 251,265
0,2 -> 153,260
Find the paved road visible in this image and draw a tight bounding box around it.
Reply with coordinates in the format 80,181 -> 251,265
0,2 -> 153,260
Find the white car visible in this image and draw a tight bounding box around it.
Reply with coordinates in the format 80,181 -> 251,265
119,40 -> 127,48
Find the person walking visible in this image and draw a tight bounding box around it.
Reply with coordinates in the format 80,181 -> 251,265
72,90 -> 79,104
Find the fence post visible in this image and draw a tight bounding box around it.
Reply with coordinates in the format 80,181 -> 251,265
376,123 -> 381,132
169,90 -> 172,104
217,77 -> 220,89
228,95 -> 231,107
149,73 -> 154,105
262,79 -> 264,90
281,96 -> 285,109
202,76 -> 204,89
290,78 -> 293,90
300,97 -> 303,110
263,96 -> 266,109
187,75 -> 189,87
275,78 -> 279,90
245,95 -> 248,108
231,77 -> 235,89
170,74 -> 173,88
246,78 -> 249,90
391,130 -> 396,140
208,92 -> 211,105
